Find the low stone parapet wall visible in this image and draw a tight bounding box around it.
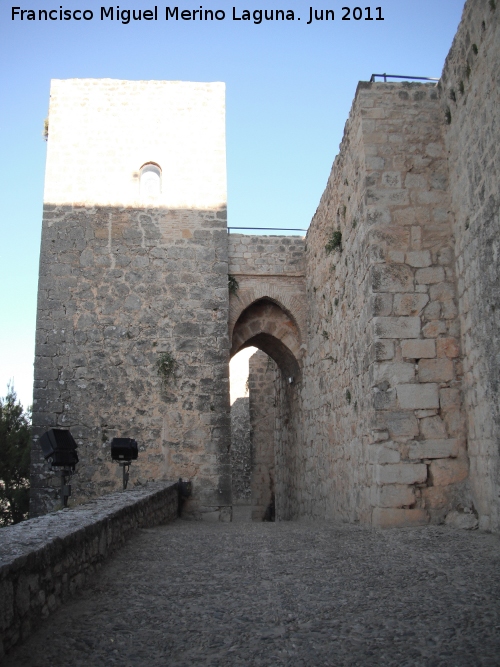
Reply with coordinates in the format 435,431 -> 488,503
0,481 -> 178,658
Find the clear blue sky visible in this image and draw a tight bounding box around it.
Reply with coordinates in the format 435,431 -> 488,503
0,0 -> 464,409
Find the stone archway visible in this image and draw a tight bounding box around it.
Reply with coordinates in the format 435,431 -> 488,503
231,298 -> 302,379
230,298 -> 302,522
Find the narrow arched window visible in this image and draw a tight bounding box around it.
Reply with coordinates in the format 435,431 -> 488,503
140,163 -> 161,197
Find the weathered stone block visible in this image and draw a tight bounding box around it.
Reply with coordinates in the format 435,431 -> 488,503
374,317 -> 420,339
396,383 -> 439,409
416,267 -> 445,284
371,264 -> 414,293
393,293 -> 429,316
430,457 -> 469,486
439,388 -> 461,411
371,340 -> 395,361
445,510 -> 478,530
366,205 -> 392,225
371,484 -> 415,508
423,301 -> 441,320
366,188 -> 409,207
401,339 -> 436,359
387,250 -> 405,263
372,507 -> 429,528
418,359 -> 454,382
415,409 -> 438,424
405,251 -> 432,268
381,171 -> 402,188
422,321 -> 447,338
420,415 -> 447,439
372,362 -> 414,387
404,173 -> 427,189
422,486 -> 450,510
370,293 -> 393,317
376,411 -> 419,438
429,282 -> 455,302
376,463 -> 427,485
368,445 -> 400,464
436,337 -> 460,358
408,439 -> 458,460
373,388 -> 398,410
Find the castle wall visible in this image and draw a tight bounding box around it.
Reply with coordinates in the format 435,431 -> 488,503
440,0 -> 500,531
274,367 -> 302,520
248,350 -> 276,520
31,0 -> 500,529
31,80 -> 231,519
296,81 -> 466,526
230,396 -> 251,504
296,89 -> 373,522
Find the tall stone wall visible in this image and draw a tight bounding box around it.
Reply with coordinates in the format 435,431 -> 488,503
230,397 -> 251,504
274,368 -> 302,520
296,80 -> 466,526
297,89 -> 373,522
248,350 -> 276,520
440,0 -> 500,531
31,80 -> 231,520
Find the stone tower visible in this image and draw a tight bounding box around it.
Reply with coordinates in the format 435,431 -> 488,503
31,79 -> 232,519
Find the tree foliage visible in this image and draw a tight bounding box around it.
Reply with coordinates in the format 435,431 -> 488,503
0,385 -> 31,526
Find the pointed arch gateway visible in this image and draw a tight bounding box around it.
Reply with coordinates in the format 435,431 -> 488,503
230,297 -> 303,522
230,297 -> 302,379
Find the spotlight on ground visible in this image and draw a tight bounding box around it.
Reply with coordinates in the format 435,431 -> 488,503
39,428 -> 79,508
110,438 -> 138,489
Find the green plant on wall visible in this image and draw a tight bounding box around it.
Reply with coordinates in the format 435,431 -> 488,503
155,352 -> 177,388
228,274 -> 239,296
325,230 -> 342,255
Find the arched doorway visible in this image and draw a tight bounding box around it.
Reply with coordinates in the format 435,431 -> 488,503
230,298 -> 302,521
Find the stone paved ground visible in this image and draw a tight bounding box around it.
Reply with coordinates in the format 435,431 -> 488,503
4,521 -> 500,667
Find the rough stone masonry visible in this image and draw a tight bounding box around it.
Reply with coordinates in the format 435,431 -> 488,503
31,0 -> 500,531
31,80 -> 232,520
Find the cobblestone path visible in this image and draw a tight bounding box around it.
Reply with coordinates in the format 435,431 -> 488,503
4,521 -> 500,667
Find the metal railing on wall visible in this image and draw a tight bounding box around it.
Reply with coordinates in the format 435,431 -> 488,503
229,74 -> 440,239
370,74 -> 439,83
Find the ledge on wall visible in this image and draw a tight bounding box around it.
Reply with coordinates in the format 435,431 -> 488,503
0,481 -> 179,658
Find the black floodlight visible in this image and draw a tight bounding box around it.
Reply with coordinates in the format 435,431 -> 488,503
39,428 -> 79,469
111,438 -> 138,462
39,428 -> 79,508
111,438 -> 138,490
